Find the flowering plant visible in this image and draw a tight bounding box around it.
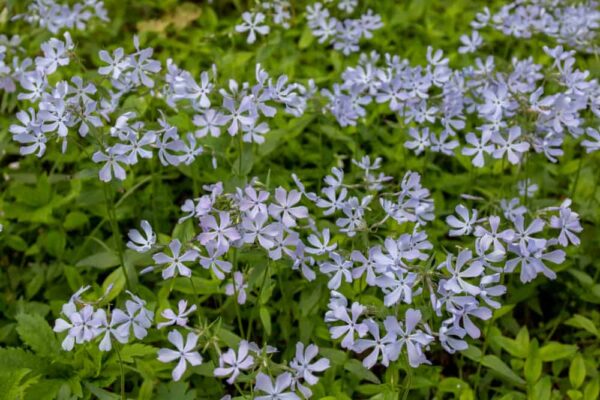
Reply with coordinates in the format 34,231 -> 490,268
0,0 -> 599,399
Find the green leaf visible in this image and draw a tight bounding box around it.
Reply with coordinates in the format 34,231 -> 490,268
101,268 -> 126,302
493,335 -> 527,359
569,354 -> 586,389
583,378 -> 600,400
76,251 -> 120,269
564,315 -> 599,337
0,369 -> 37,400
43,230 -> 66,258
259,307 -> 272,337
0,348 -> 45,373
63,211 -> 89,230
319,347 -> 348,365
529,376 -> 552,400
539,342 -> 578,362
344,359 -> 381,384
567,389 -> 583,400
84,383 -> 120,400
155,382 -> 196,400
481,355 -> 526,386
524,339 -> 542,384
515,327 -> 530,355
15,313 -> 59,357
118,344 -> 157,363
6,234 -> 28,252
298,26 -> 314,49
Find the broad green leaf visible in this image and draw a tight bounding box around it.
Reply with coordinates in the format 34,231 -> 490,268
344,359 -> 381,384
155,382 -> 196,400
539,342 -> 578,362
0,369 -> 37,400
564,315 -> 599,337
118,344 -> 157,363
0,348 -> 45,373
529,376 -> 552,400
481,355 -> 526,386
15,313 -> 59,358
524,339 -> 541,384
63,211 -> 89,230
569,354 -> 586,389
76,251 -> 120,269
101,267 -> 126,302
583,378 -> 600,400
319,347 -> 348,365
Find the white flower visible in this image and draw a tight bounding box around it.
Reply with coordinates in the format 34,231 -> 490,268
254,372 -> 299,400
290,342 -> 330,385
214,340 -> 255,384
224,271 -> 248,304
157,300 -> 197,329
446,204 -> 478,236
157,330 -> 203,381
235,12 -> 270,44
153,239 -> 199,279
126,220 -> 156,252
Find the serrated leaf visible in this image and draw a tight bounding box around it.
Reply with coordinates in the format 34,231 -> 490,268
0,368 -> 37,400
0,348 -> 45,373
15,314 -> 59,357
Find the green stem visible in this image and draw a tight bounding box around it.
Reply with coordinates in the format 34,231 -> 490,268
247,260 -> 270,340
114,342 -> 126,400
401,356 -> 412,400
102,184 -> 131,290
570,155 -> 584,200
238,133 -> 243,177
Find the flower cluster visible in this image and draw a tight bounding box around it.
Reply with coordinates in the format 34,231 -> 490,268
72,155 -> 579,384
322,44 -> 600,167
0,35 -> 27,93
9,34 -> 314,181
306,2 -> 383,55
235,0 -> 294,44
53,287 -> 153,352
11,0 -> 108,34
470,1 -> 600,53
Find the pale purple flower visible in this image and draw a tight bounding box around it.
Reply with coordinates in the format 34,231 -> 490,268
254,372 -> 299,400
126,220 -> 156,253
157,300 -> 197,329
214,340 -> 255,384
198,211 -> 241,252
157,330 -> 203,381
153,239 -> 199,279
446,204 -> 478,237
268,187 -> 308,228
236,12 -> 270,44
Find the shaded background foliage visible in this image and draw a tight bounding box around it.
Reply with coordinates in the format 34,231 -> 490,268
0,0 -> 600,399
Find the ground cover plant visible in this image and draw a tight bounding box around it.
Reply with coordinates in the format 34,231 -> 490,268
1,0 -> 600,399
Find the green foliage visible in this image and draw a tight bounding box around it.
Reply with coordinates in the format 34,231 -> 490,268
0,0 -> 599,399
